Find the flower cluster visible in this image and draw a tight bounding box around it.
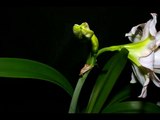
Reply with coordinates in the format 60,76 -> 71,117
125,13 -> 160,98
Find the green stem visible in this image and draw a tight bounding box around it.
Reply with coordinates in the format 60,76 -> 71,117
68,45 -> 122,113
96,45 -> 122,57
69,55 -> 96,113
68,70 -> 91,113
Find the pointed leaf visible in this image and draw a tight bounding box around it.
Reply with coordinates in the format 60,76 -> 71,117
107,85 -> 131,107
0,58 -> 73,96
86,48 -> 129,113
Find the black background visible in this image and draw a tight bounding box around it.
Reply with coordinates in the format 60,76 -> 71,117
0,5 -> 160,113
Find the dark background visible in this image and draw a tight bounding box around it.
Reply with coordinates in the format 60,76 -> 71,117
0,6 -> 160,112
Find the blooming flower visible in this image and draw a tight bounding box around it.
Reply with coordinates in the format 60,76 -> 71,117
125,13 -> 160,98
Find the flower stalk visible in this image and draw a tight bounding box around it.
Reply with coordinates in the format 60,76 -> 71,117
69,22 -> 99,113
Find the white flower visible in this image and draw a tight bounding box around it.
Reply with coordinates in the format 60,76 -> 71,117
125,13 -> 160,98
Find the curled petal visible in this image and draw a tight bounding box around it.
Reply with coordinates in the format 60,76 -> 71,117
141,20 -> 151,40
126,13 -> 158,43
141,13 -> 157,40
138,75 -> 150,98
149,13 -> 157,36
130,72 -> 137,83
138,84 -> 148,98
125,23 -> 144,42
132,64 -> 145,85
150,72 -> 160,87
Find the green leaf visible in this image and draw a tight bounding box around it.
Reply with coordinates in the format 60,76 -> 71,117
85,48 -> 129,113
102,101 -> 160,113
107,85 -> 131,107
0,58 -> 73,96
69,70 -> 91,113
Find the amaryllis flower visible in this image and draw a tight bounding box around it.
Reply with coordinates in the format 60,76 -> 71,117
125,13 -> 160,98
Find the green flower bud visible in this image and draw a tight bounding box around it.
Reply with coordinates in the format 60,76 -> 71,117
73,22 -> 99,54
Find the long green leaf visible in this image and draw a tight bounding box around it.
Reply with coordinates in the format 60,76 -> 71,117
107,85 -> 131,107
102,101 -> 160,113
0,58 -> 73,96
86,48 -> 129,113
69,70 -> 91,113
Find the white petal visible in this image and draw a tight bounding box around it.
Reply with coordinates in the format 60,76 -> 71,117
131,24 -> 142,35
141,20 -> 151,40
150,72 -> 160,87
139,52 -> 154,70
130,72 -> 137,83
125,24 -> 142,36
132,64 -> 145,85
126,13 -> 158,43
141,13 -> 157,40
149,13 -> 157,36
154,68 -> 160,74
154,48 -> 160,68
138,87 -> 147,98
125,23 -> 144,42
155,31 -> 160,46
138,75 -> 150,98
